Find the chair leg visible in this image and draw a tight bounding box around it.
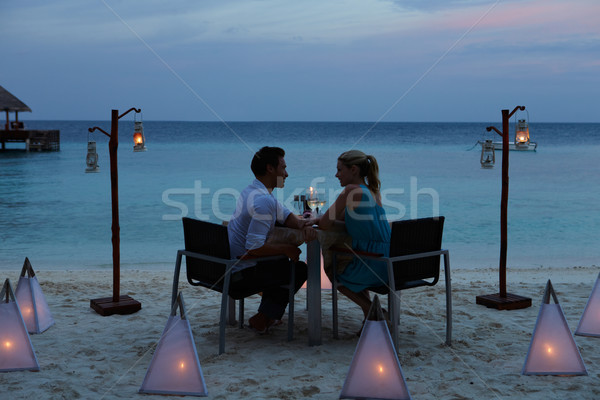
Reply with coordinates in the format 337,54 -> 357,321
238,298 -> 245,329
287,261 -> 295,341
332,255 -> 339,339
389,291 -> 400,351
171,251 -> 183,307
218,273 -> 232,355
228,297 -> 236,326
219,292 -> 228,355
443,252 -> 452,346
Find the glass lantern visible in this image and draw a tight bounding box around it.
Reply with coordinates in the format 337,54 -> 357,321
133,120 -> 147,152
515,119 -> 530,145
85,141 -> 100,173
480,139 -> 495,168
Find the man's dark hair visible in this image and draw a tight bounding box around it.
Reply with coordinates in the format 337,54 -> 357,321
251,146 -> 285,177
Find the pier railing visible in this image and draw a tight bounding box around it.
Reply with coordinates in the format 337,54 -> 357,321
0,129 -> 60,151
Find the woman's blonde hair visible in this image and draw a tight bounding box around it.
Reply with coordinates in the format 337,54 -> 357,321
338,150 -> 381,194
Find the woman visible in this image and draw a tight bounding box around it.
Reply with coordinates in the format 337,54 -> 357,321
318,150 -> 391,323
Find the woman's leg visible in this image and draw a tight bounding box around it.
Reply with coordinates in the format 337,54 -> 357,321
338,286 -> 372,318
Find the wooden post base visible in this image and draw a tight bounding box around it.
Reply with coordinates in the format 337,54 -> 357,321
476,292 -> 532,310
90,295 -> 142,316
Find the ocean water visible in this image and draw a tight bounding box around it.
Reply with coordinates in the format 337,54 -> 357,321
1,120 -> 599,271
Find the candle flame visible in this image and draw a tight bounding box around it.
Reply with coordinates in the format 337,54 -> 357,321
546,346 -> 553,355
179,361 -> 185,370
378,364 -> 384,374
4,341 -> 12,349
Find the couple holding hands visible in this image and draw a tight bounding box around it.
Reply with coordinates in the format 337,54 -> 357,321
227,146 -> 391,333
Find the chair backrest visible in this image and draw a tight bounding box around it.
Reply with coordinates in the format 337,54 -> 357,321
389,217 -> 445,288
182,217 -> 231,291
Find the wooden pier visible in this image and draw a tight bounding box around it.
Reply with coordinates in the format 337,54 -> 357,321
0,129 -> 60,151
0,85 -> 60,152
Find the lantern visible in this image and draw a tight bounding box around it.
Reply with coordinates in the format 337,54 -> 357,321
522,280 -> 587,376
139,293 -> 207,396
133,118 -> 147,152
15,257 -> 54,334
480,139 -> 495,168
515,119 -> 529,146
85,141 -> 100,173
0,279 -> 40,372
340,296 -> 411,400
575,272 -> 600,337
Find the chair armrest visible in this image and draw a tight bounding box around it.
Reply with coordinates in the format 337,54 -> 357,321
180,249 -> 288,265
387,249 -> 448,263
179,249 -> 232,265
329,246 -> 384,258
237,254 -> 289,263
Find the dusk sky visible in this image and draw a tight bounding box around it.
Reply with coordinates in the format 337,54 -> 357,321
2,0 -> 599,122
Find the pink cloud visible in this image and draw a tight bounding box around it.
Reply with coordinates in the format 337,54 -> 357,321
424,0 -> 600,37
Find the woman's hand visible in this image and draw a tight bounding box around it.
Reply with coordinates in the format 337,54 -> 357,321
301,224 -> 318,242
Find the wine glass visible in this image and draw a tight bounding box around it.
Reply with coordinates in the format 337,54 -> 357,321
306,189 -> 326,215
316,198 -> 327,215
306,197 -> 319,213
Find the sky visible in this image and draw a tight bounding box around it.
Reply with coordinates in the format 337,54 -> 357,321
1,0 -> 599,122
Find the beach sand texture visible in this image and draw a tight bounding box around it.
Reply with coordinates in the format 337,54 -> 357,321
1,266 -> 599,399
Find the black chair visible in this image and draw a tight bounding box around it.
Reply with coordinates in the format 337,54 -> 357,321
171,217 -> 296,354
331,216 -> 451,349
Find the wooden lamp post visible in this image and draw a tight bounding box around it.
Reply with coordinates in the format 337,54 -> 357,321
476,106 -> 532,310
88,108 -> 142,316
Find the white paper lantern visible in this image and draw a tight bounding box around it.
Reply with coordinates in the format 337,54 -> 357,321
575,272 -> 600,337
139,293 -> 207,396
522,280 -> 587,376
0,279 -> 40,372
340,296 -> 411,400
15,258 -> 54,334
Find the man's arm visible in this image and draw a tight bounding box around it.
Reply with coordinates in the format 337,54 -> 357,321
246,242 -> 301,261
284,213 -> 317,242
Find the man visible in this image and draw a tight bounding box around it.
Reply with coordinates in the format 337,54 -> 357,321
228,146 -> 316,333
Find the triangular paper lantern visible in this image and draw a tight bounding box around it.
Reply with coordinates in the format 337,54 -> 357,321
0,279 -> 40,372
340,296 -> 411,400
15,258 -> 54,334
575,272 -> 600,337
522,280 -> 587,376
139,293 -> 207,396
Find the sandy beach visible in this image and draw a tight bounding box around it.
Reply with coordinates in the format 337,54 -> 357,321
1,265 -> 599,399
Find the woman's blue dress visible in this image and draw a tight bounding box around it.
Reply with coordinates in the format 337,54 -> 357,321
337,185 -> 391,292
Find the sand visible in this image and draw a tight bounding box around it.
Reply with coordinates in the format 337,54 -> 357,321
1,265 -> 599,399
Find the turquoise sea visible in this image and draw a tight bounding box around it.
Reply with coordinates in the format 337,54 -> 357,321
1,120 -> 599,271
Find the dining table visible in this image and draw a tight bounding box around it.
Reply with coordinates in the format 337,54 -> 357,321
269,223 -> 351,346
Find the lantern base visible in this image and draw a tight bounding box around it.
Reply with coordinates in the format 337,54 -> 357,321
476,292 -> 531,310
91,295 -> 142,316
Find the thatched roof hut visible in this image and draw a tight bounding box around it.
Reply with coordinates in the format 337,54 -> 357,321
0,85 -> 31,112
0,85 -> 31,130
